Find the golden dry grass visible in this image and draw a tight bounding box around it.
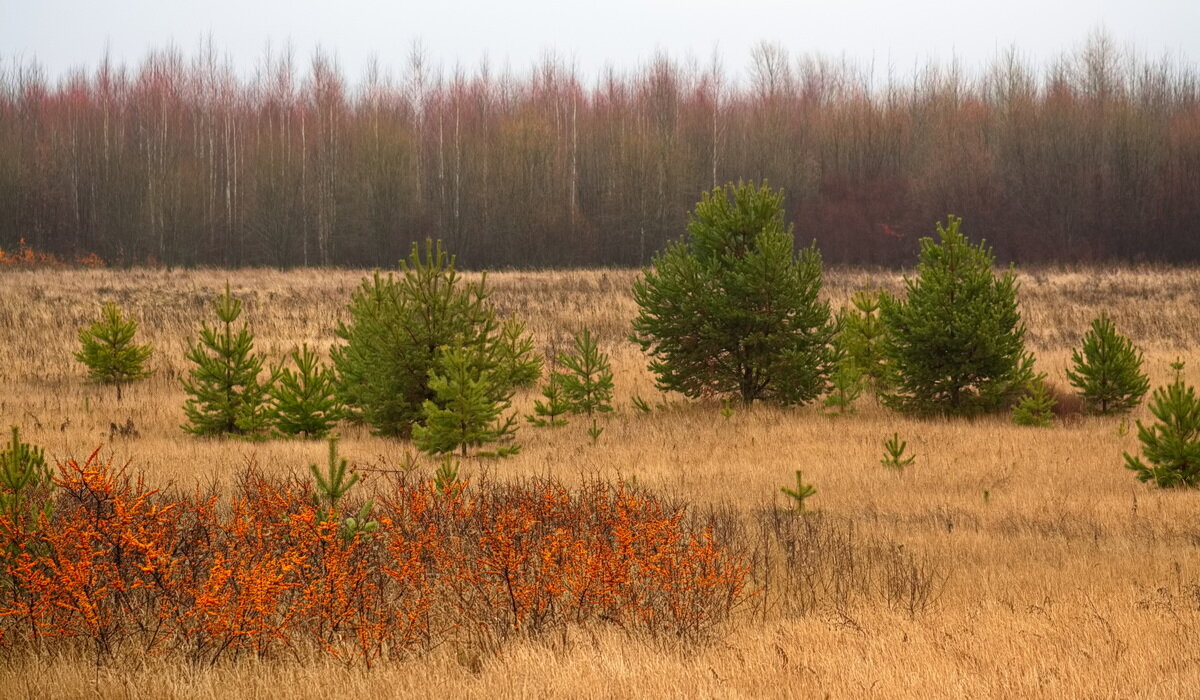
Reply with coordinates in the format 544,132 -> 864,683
2,265 -> 1200,698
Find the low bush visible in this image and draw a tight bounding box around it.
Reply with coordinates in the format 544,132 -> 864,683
0,452 -> 749,663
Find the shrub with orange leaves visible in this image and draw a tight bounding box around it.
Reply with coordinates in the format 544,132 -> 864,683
0,449 -> 750,665
0,239 -> 105,268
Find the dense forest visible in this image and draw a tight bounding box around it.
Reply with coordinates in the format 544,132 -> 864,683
1,33 -> 1198,268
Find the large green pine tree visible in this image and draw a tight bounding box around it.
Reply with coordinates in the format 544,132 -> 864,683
631,181 -> 835,406
1066,313 -> 1149,414
880,215 -> 1034,416
75,301 -> 153,401
181,283 -> 271,436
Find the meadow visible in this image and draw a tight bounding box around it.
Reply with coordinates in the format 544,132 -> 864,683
2,264 -> 1200,698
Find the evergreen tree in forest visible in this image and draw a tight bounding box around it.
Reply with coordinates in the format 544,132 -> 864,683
332,240 -> 540,437
1066,313 -> 1149,415
181,283 -> 271,437
631,182 -> 835,406
880,215 -> 1034,416
269,344 -> 342,438
75,301 -> 153,401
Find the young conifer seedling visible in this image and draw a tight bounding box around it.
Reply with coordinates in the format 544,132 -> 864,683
75,301 -> 153,401
881,433 -> 916,470
0,427 -> 54,525
527,358 -> 570,428
1012,374 -> 1057,427
413,345 -> 518,457
270,344 -> 342,438
1066,313 -> 1150,415
823,327 -> 865,416
181,283 -> 271,437
309,437 -> 377,540
1124,360 -> 1200,488
838,290 -> 889,391
434,455 -> 462,496
558,328 -> 614,417
781,470 -> 817,512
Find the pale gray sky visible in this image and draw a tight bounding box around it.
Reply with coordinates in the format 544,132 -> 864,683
2,0 -> 1196,83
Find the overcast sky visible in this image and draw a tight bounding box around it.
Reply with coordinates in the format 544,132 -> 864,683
2,0 -> 1196,84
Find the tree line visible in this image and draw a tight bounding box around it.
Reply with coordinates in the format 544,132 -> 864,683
1,33 -> 1198,268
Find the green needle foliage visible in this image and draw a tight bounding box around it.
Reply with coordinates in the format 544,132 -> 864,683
823,319 -> 866,416
1012,374 -> 1057,427
529,328 -> 615,431
433,456 -> 462,496
181,283 -> 271,437
558,328 -> 614,417
527,371 -> 570,428
1124,361 -> 1200,488
880,215 -> 1034,416
0,427 -> 54,524
881,433 -> 916,470
269,344 -> 342,438
780,470 -> 817,512
837,290 -> 890,391
631,181 -> 835,406
332,240 -> 539,437
413,345 -> 519,457
309,437 -> 377,540
1066,313 -> 1149,415
75,301 -> 153,401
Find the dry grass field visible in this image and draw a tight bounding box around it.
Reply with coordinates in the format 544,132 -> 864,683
2,265 -> 1200,698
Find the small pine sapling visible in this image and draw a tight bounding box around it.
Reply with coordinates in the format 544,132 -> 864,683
75,301 -> 153,401
1066,313 -> 1150,415
434,455 -> 462,496
1012,373 -> 1057,427
527,357 -> 570,427
587,419 -> 604,445
823,330 -> 865,415
838,289 -> 889,391
0,427 -> 54,525
558,328 -> 614,417
309,437 -> 377,540
631,395 -> 653,414
413,345 -> 518,457
181,283 -> 271,437
1124,360 -> 1200,488
881,433 -> 916,470
780,470 -> 817,512
720,398 -> 735,420
493,317 -> 544,390
270,344 -> 342,438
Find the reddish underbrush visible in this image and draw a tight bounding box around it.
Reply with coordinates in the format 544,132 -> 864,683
0,239 -> 104,268
0,450 -> 749,665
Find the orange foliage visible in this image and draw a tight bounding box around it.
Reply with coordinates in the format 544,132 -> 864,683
0,239 -> 105,268
0,451 -> 748,664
